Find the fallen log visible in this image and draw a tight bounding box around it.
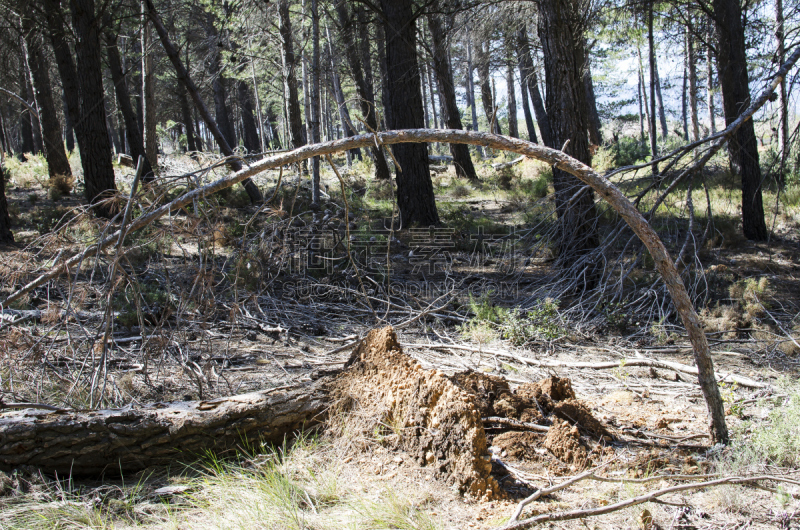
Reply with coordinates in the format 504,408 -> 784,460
429,154 -> 453,163
0,381 -> 329,476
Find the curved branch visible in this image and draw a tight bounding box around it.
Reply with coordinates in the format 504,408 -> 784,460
0,128 -> 727,443
0,87 -> 39,119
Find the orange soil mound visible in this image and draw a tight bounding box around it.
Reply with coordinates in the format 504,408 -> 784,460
328,327 -> 501,498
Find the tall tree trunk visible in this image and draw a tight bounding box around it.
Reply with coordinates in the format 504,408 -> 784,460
278,0 -> 305,153
301,51 -> 311,146
584,52 -> 602,146
0,161 -> 14,244
23,61 -> 44,156
648,1 -> 659,175
310,0 -> 321,206
707,28 -> 716,135
712,0 -> 768,240
427,60 -> 439,130
104,27 -> 154,179
376,21 -> 390,128
654,58 -> 668,138
18,70 -> 34,158
237,79 -> 260,154
638,57 -> 645,147
638,47 -> 651,150
477,42 -> 502,135
326,24 -> 361,161
209,59 -> 236,150
141,0 -> 157,170
506,58 -> 519,139
682,32 -> 689,141
688,20 -> 700,144
69,0 -> 118,216
517,55 -> 537,143
465,25 -> 483,157
0,112 -> 7,154
379,0 -> 438,226
775,0 -> 787,187
420,61 -> 431,129
144,0 -> 261,202
63,94 -> 75,152
179,86 -> 197,152
517,27 -> 553,147
428,11 -> 478,182
334,1 -> 390,180
537,0 -> 599,277
106,106 -> 121,155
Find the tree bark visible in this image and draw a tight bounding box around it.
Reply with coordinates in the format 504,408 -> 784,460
688,20 -> 700,144
69,0 -> 118,216
584,53 -> 602,146
428,11 -> 478,182
18,70 -> 34,158
237,79 -> 260,154
310,0 -> 321,206
326,24 -> 361,163
210,56 -> 236,150
712,0 -> 768,240
517,59 -> 537,143
506,59 -> 519,139
104,27 -> 154,180
23,58 -> 44,156
62,94 -> 75,152
335,1 -> 390,180
648,1 -> 659,175
379,0 -> 438,226
654,59 -> 668,139
638,57 -> 645,147
538,0 -> 599,276
179,86 -> 197,152
775,0 -> 787,187
682,33 -> 689,141
707,29 -> 716,135
141,0 -> 157,171
420,62 -> 431,129
144,0 -> 261,202
477,42 -> 501,135
517,27 -> 552,147
465,25 -> 483,157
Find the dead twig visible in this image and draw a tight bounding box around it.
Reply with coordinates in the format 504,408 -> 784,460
500,475 -> 800,529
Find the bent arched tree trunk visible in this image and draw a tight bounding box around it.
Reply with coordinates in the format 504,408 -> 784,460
0,128 -> 728,444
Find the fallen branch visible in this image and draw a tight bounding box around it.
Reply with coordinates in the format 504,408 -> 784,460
400,343 -> 764,388
500,475 -> 800,529
507,461 -> 613,522
492,156 -> 525,170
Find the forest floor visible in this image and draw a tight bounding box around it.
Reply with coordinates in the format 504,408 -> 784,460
1,150 -> 799,529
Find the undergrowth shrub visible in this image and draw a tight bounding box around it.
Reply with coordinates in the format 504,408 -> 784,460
461,293 -> 564,345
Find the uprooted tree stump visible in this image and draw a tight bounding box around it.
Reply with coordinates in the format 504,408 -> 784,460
1,327 -> 618,499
